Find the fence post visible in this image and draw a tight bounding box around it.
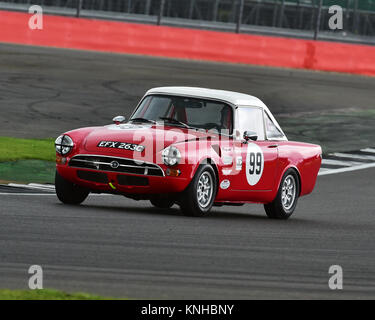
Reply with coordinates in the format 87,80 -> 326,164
278,0 -> 285,27
76,0 -> 83,18
352,0 -> 358,34
314,0 -> 323,40
145,0 -> 151,15
236,0 -> 244,33
157,0 -> 166,25
345,0 -> 350,30
189,0 -> 195,19
213,0 -> 219,21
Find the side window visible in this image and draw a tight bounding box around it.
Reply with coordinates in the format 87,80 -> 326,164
237,107 -> 265,141
265,112 -> 284,140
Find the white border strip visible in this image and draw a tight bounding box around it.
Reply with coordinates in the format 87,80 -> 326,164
318,162 -> 375,176
0,193 -> 56,196
321,159 -> 361,167
360,148 -> 375,154
7,183 -> 55,191
331,152 -> 375,161
28,183 -> 55,190
0,193 -> 113,196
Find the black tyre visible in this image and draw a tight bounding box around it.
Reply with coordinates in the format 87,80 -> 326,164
179,164 -> 217,217
55,170 -> 89,205
264,169 -> 300,220
150,197 -> 175,209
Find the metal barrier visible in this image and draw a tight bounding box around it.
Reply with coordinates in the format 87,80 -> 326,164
1,0 -> 374,41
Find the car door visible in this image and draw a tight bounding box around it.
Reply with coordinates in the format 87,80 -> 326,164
230,106 -> 278,197
241,140 -> 278,191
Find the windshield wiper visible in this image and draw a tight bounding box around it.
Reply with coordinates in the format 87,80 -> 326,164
159,117 -> 190,128
130,118 -> 156,124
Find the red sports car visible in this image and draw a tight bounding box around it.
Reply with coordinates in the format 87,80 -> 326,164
55,87 -> 321,219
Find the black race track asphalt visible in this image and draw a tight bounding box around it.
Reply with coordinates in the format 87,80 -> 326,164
0,167 -> 374,299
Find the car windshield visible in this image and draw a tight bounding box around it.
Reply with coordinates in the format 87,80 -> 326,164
131,95 -> 233,134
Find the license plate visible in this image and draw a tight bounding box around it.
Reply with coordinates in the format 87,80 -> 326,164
97,141 -> 145,152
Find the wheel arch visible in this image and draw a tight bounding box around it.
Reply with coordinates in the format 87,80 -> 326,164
192,157 -> 220,196
199,157 -> 219,178
283,166 -> 302,197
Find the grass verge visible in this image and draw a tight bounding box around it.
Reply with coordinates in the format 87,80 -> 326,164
0,289 -> 113,300
0,160 -> 55,184
0,137 -> 55,162
0,137 -> 55,183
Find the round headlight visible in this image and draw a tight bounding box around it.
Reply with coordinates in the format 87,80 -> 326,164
55,135 -> 74,155
162,146 -> 181,166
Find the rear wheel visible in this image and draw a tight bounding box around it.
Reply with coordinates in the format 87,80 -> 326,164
55,171 -> 89,205
264,169 -> 299,220
179,164 -> 217,217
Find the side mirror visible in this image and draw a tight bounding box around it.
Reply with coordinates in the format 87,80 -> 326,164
243,130 -> 258,142
113,116 -> 126,125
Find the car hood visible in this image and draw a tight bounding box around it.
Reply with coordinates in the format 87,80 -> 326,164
83,123 -> 216,155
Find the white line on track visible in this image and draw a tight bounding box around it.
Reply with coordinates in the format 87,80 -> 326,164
331,152 -> 375,161
319,148 -> 375,176
8,183 -> 46,190
0,193 -> 56,196
360,148 -> 375,154
7,183 -> 55,191
0,193 -> 112,196
28,183 -> 55,190
318,162 -> 375,176
321,159 -> 362,166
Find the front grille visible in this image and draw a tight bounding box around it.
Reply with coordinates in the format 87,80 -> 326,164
117,175 -> 149,186
77,170 -> 108,183
69,155 -> 164,177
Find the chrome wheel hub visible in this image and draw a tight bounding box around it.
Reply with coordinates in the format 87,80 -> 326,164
281,175 -> 296,211
197,172 -> 213,208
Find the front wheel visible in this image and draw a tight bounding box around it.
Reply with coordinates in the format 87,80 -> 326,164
55,171 -> 89,205
179,164 -> 217,217
264,169 -> 300,220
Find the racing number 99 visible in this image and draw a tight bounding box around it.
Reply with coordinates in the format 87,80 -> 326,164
249,152 -> 262,175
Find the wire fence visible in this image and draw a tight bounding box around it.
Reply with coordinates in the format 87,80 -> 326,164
2,0 -> 375,39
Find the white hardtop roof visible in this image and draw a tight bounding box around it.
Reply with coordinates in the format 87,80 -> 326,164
145,86 -> 286,138
146,87 -> 267,109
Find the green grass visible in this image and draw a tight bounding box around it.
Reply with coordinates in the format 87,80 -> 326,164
0,137 -> 55,162
0,289 -> 113,300
0,160 -> 55,183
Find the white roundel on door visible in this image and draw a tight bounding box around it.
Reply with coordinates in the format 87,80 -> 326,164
246,143 -> 264,186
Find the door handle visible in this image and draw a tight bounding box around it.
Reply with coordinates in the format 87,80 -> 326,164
268,144 -> 278,148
